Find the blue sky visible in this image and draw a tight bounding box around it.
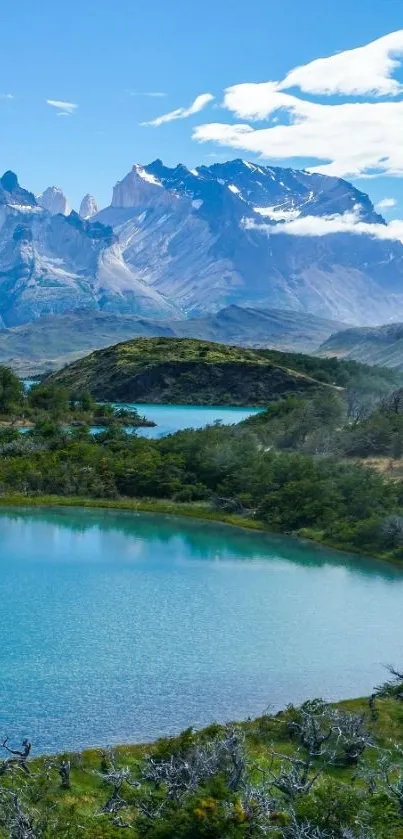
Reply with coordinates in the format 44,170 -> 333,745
1,0 -> 403,213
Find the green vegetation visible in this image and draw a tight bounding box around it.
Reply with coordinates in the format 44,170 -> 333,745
0,307 -> 346,377
0,406 -> 401,559
0,342 -> 403,559
47,336 -> 403,405
0,370 -> 154,431
3,343 -> 403,836
3,688 -> 403,837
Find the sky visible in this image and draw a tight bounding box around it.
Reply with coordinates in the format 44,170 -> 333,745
1,0 -> 403,214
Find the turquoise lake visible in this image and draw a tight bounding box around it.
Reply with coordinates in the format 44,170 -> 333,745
114,403 -> 262,438
1,506 -> 403,754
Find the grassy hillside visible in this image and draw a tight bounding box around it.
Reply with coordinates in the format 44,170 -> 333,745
1,694 -> 403,837
46,337 -> 337,406
0,307 -> 345,377
47,336 -> 402,406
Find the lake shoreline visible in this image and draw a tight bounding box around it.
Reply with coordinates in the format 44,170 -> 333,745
0,492 -> 398,566
25,695 -> 369,759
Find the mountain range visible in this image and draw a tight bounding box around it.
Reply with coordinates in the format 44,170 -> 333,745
0,306 -> 344,377
0,159 -> 403,332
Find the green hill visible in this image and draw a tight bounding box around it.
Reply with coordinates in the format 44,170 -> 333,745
0,306 -> 344,377
47,337 -> 338,406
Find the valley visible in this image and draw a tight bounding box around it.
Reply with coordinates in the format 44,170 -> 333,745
4,4 -> 403,837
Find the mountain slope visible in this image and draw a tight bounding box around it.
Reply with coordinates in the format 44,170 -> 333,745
97,160 -> 403,323
47,337 -> 333,406
0,306 -> 344,376
0,172 -> 177,327
96,159 -> 403,325
171,305 -> 345,353
318,324 -> 403,370
1,160 -> 403,328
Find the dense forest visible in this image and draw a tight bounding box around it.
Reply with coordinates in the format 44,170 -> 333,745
1,358 -> 403,558
2,676 -> 403,837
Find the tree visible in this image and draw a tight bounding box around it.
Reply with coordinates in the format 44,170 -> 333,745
375,665 -> 403,702
29,384 -> 69,417
0,367 -> 24,414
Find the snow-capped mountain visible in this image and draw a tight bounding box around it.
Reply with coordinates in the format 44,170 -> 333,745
1,160 -> 403,328
37,186 -> 69,216
79,194 -> 98,219
96,159 -> 403,324
0,171 -> 177,327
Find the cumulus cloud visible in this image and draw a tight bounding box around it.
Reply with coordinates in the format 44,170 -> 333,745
0,93 -> 13,100
244,210 -> 403,244
194,96 -> 403,178
279,30 -> 403,97
192,30 -> 403,180
194,92 -> 403,179
376,197 -> 397,210
142,93 -> 214,127
46,99 -> 78,115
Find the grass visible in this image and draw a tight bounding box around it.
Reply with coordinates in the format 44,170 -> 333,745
9,696 -> 403,828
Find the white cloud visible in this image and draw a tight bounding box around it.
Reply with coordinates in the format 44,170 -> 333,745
376,197 -> 397,209
192,30 -> 403,180
142,93 -> 214,127
279,30 -> 403,97
244,210 -> 403,244
194,96 -> 403,179
46,99 -> 78,115
222,82 -> 311,121
128,91 -> 167,97
0,93 -> 13,100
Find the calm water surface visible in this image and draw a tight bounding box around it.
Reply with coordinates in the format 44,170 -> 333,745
113,403 -> 262,438
1,506 -> 402,754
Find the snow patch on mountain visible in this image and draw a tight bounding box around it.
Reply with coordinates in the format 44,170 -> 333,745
254,206 -> 301,221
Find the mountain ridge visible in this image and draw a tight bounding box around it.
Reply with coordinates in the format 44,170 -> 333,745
0,160 -> 402,329
96,158 -> 403,324
0,306 -> 345,376
318,323 -> 403,370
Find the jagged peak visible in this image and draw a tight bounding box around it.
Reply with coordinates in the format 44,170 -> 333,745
1,170 -> 19,191
0,170 -> 37,207
79,194 -> 98,219
38,185 -> 69,215
111,163 -> 178,208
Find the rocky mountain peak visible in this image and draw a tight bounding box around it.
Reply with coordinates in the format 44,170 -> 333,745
111,164 -> 175,209
79,194 -> 98,219
1,171 -> 19,192
37,186 -> 69,216
0,171 -> 37,208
